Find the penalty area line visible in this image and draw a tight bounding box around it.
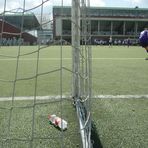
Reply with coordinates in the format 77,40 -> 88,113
0,95 -> 148,101
93,95 -> 148,99
92,58 -> 145,60
0,95 -> 67,101
0,57 -> 145,61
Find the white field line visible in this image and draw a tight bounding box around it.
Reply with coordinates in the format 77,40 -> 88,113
0,95 -> 67,101
0,58 -> 71,61
0,57 -> 145,61
92,58 -> 145,60
93,95 -> 148,99
0,95 -> 148,101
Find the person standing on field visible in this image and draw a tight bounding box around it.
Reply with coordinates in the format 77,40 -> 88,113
109,36 -> 112,47
139,28 -> 148,60
127,38 -> 130,47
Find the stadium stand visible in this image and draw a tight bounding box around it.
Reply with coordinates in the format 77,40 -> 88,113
0,19 -> 37,45
53,6 -> 148,44
0,13 -> 40,45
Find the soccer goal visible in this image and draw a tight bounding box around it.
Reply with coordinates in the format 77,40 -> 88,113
0,0 -> 92,147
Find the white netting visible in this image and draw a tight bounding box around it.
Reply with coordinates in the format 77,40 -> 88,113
0,0 -> 92,147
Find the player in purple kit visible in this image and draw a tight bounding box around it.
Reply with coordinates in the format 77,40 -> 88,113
127,38 -> 130,48
139,28 -> 148,60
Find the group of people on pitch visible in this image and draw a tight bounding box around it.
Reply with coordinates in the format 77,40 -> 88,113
107,28 -> 148,60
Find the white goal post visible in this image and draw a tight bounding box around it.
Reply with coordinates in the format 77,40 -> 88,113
72,0 -> 92,147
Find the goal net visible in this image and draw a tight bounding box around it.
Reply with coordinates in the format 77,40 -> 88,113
0,0 -> 92,147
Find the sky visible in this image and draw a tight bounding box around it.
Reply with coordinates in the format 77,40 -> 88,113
0,0 -> 148,14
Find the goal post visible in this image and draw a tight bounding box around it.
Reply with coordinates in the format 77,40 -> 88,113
71,0 -> 81,99
72,0 -> 92,147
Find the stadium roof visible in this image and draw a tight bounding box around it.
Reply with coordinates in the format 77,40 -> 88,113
0,13 -> 40,30
0,19 -> 37,44
53,6 -> 148,10
53,6 -> 148,18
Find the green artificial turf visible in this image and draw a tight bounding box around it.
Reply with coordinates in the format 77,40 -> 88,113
0,45 -> 148,147
91,98 -> 148,148
0,99 -> 81,148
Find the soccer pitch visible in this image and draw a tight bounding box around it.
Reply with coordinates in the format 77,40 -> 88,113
0,45 -> 148,147
1,45 -> 148,96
